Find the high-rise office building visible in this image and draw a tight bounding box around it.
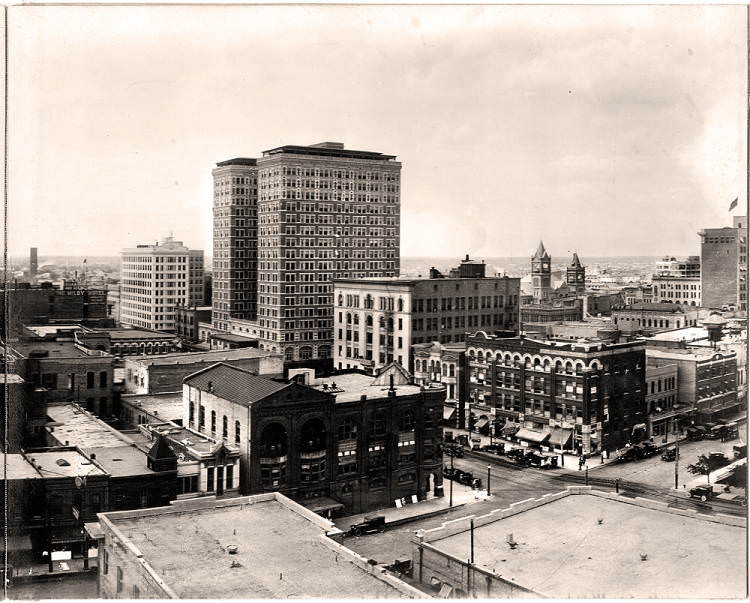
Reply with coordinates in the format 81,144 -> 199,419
651,255 -> 701,306
120,236 -> 204,331
699,215 -> 747,311
211,158 -> 258,331
29,247 -> 38,280
212,142 -> 401,370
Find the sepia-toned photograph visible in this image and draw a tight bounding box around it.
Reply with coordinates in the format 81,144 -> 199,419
1,3 -> 748,600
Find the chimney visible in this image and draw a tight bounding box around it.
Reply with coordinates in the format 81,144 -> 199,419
90,453 -> 96,460
389,374 -> 394,391
465,254 -> 470,261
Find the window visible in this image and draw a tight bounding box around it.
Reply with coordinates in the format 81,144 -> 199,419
132,585 -> 140,599
102,549 -> 108,575
116,567 -> 123,594
222,416 -> 228,438
399,409 -> 416,431
100,371 -> 108,388
226,465 -> 234,489
235,420 -> 241,444
207,467 -> 215,491
371,411 -> 387,436
285,347 -> 294,362
189,402 -> 195,425
211,410 -> 216,433
199,405 -> 205,428
86,372 -> 95,389
337,418 -> 358,441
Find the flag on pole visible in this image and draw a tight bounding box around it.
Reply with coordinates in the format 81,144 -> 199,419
729,197 -> 738,211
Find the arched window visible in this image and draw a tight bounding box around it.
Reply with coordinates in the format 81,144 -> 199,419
235,420 -> 241,444
211,410 -> 216,433
222,415 -> 228,438
300,346 -> 313,360
318,346 -> 331,360
338,294 -> 344,306
346,313 -> 352,324
353,314 -> 360,325
477,351 -> 484,362
379,316 -> 385,328
285,347 -> 294,362
366,315 -> 373,327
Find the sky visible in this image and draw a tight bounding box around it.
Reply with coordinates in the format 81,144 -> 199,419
7,4 -> 748,260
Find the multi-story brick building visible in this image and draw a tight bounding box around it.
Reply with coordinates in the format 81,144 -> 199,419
465,332 -> 647,455
611,302 -> 704,335
0,283 -> 112,339
651,255 -> 701,306
212,142 -> 402,373
174,305 -> 212,341
644,362 -> 679,438
699,215 -> 747,311
412,341 -> 466,429
120,236 -> 204,331
646,346 -> 738,424
11,341 -> 114,416
333,264 -> 520,374
183,362 -> 444,513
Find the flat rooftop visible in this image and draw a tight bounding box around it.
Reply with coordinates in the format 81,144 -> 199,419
142,422 -> 234,457
47,404 -> 133,448
210,333 -> 257,343
26,325 -> 82,337
26,449 -> 106,479
646,327 -> 708,342
1,454 -> 42,480
120,392 -> 183,422
82,445 -> 153,478
646,347 -> 734,361
312,372 -> 423,403
105,497 -> 409,599
126,347 -> 278,366
11,341 -> 105,359
428,494 -> 745,598
90,328 -> 176,340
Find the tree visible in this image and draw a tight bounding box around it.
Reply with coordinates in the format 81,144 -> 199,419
688,454 -> 730,482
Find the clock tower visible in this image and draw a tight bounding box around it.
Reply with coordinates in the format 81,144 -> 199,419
531,241 -> 551,303
566,252 -> 586,295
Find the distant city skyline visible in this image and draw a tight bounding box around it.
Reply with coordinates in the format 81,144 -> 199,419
9,5 -> 747,257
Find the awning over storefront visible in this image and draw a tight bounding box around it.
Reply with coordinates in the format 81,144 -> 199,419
443,406 -> 456,421
299,497 -> 345,515
502,423 -> 519,436
475,417 -> 489,430
548,427 -> 572,447
631,423 -> 647,434
515,428 -> 550,444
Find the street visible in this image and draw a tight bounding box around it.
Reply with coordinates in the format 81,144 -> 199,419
592,438 -> 744,490
9,574 -> 98,600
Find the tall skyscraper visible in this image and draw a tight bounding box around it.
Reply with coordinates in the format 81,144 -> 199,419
699,215 -> 747,310
29,247 -> 38,280
121,236 -> 204,331
212,142 -> 401,369
211,158 -> 258,331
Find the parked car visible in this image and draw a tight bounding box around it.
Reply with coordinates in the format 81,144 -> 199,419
689,484 -> 714,502
686,427 -> 705,441
506,448 -> 526,462
347,516 -> 386,536
455,435 -> 470,447
638,442 -> 659,458
724,422 -> 740,441
481,443 -> 505,455
614,447 -> 640,463
443,466 -> 458,479
661,448 -> 677,462
443,444 -> 464,458
456,471 -> 475,486
733,444 -> 747,460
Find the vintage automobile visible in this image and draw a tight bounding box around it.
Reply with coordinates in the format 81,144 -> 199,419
347,516 -> 386,537
661,448 -> 678,462
638,442 -> 659,458
443,465 -> 458,479
689,484 -> 714,502
686,427 -> 706,441
481,443 -> 505,455
723,422 -> 740,441
733,444 -> 747,460
443,443 -> 464,458
506,448 -> 526,462
614,447 -> 640,463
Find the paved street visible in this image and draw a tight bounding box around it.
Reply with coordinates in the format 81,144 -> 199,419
343,456 -> 562,564
9,574 -> 98,600
591,438 -> 744,490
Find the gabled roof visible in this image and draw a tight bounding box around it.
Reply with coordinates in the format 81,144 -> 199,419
533,240 -> 550,260
183,363 -> 289,405
373,361 -> 413,386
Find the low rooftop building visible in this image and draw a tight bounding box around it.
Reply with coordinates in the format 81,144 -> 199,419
120,392 -> 184,428
91,493 -> 423,599
412,487 -> 745,599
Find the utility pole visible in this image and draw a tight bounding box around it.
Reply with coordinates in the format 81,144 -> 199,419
449,453 -> 454,507
674,438 -> 680,489
487,465 -> 491,496
470,518 -> 475,564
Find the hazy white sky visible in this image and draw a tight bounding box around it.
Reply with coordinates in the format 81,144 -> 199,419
8,4 -> 748,259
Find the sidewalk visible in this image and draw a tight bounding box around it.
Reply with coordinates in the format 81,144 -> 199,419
9,557 -> 97,583
335,482 -> 483,532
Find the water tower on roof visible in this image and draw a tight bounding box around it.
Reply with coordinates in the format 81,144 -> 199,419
703,313 -> 727,349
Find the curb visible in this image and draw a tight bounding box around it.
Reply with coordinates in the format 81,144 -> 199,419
386,502 -> 468,528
